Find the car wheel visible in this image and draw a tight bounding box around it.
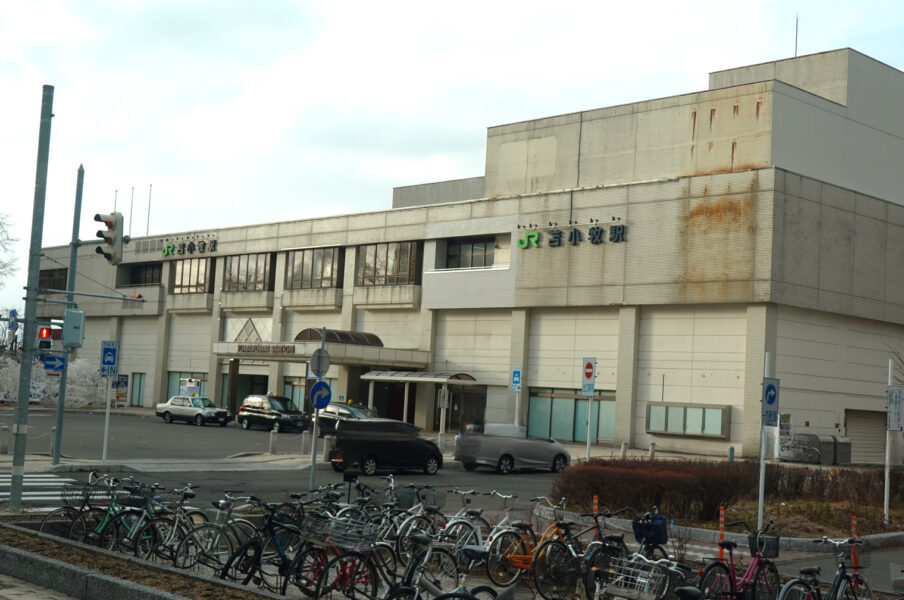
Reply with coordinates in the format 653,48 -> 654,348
163,412 -> 173,424
496,454 -> 514,475
331,461 -> 346,472
240,418 -> 249,430
551,454 -> 567,473
194,414 -> 204,427
424,456 -> 440,475
271,421 -> 280,433
462,462 -> 477,471
361,456 -> 379,476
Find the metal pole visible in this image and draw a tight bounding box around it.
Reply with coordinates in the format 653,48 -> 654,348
308,326 -> 326,491
54,164 -> 83,464
757,351 -> 771,531
146,184 -> 152,236
101,379 -> 111,461
514,389 -> 520,426
10,84 -> 54,513
885,358 -> 892,524
585,397 -> 592,462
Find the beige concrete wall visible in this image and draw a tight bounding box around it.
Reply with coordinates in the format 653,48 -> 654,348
634,304 -> 749,454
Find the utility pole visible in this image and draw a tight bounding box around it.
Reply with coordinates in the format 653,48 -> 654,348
53,165 -> 84,464
10,84 -> 54,512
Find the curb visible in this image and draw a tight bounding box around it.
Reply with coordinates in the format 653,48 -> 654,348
0,522 -> 282,600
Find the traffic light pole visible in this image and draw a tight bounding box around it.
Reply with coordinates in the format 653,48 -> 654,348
53,164 -> 84,464
10,85 -> 54,513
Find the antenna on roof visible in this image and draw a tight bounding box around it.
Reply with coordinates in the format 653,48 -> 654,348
794,14 -> 799,57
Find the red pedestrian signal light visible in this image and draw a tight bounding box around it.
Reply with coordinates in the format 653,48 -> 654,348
36,323 -> 53,351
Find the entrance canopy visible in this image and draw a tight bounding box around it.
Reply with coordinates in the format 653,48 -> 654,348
361,371 -> 480,385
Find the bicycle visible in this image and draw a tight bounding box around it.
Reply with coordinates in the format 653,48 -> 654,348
174,490 -> 257,573
697,520 -> 781,600
777,537 -> 873,600
382,531 -> 462,600
218,496 -> 303,592
485,496 -> 570,587
39,471 -> 117,538
606,506 -> 670,560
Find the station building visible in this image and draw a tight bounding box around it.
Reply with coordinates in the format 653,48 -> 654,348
38,48 -> 904,462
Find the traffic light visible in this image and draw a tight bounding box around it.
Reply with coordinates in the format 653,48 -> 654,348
94,212 -> 123,265
36,323 -> 52,351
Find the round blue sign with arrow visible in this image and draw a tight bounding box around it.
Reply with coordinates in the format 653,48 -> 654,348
311,380 -> 331,410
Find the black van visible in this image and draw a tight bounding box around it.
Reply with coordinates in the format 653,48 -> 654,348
237,394 -> 308,432
328,418 -> 443,476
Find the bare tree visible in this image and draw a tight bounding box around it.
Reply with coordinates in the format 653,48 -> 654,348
0,213 -> 16,289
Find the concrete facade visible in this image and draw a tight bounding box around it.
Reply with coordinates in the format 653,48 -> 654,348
37,48 -> 904,462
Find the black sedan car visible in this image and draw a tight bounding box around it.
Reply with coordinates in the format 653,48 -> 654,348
237,394 -> 308,432
328,418 -> 442,476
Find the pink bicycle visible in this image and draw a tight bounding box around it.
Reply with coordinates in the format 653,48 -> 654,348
698,520 -> 782,600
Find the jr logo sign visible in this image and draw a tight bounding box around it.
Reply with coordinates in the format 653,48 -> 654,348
517,231 -> 540,249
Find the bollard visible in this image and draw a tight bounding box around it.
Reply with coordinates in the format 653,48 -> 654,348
727,446 -> 735,462
269,430 -> 277,454
0,424 -> 8,454
50,426 -> 56,459
719,506 -> 725,561
648,442 -> 656,459
301,430 -> 313,454
851,515 -> 859,572
620,441 -> 628,459
593,495 -> 599,515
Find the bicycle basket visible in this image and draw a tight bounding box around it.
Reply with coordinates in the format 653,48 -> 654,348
60,484 -> 112,507
329,518 -> 379,553
600,556 -> 667,600
298,512 -> 332,544
840,542 -> 871,569
632,515 -> 668,545
748,532 -> 780,559
115,483 -> 155,508
416,487 -> 446,509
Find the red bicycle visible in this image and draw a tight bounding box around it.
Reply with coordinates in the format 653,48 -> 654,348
698,520 -> 781,600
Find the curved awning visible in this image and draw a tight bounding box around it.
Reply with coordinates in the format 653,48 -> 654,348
361,371 -> 480,385
295,328 -> 383,347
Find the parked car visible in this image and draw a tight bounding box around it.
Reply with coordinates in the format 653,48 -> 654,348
155,396 -> 231,427
454,423 -> 570,474
315,402 -> 379,436
328,418 -> 443,476
237,394 -> 308,432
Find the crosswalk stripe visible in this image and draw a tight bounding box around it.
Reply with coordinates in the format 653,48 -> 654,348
0,472 -> 83,508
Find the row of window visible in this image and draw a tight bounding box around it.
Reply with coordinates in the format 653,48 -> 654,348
42,236 -> 495,295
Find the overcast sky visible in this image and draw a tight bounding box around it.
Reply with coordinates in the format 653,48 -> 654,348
2,0 -> 904,315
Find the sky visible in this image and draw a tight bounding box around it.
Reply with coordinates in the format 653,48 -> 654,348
2,0 -> 904,316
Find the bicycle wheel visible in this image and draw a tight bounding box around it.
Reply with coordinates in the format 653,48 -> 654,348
404,547 -> 459,594
396,515 -> 432,565
777,579 -> 814,600
258,534 -> 293,592
369,541 -> 398,594
443,520 -> 479,548
468,585 -> 498,600
471,516 -> 493,542
175,523 -> 233,574
316,551 -> 377,600
67,507 -> 111,546
282,545 -> 331,597
39,506 -> 81,539
219,541 -> 263,586
533,539 -> 580,600
583,543 -> 625,598
851,575 -> 873,600
839,581 -> 860,600
223,518 -> 257,548
383,585 -> 418,600
486,531 -> 527,587
134,516 -> 178,562
753,561 -> 781,600
101,510 -> 146,552
698,561 -> 734,600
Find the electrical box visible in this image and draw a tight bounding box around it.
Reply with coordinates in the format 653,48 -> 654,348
62,308 -> 85,348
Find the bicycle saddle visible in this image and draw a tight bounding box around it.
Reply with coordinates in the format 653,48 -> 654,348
718,540 -> 737,550
512,521 -> 532,530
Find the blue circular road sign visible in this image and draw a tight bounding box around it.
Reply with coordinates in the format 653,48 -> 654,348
311,380 -> 331,410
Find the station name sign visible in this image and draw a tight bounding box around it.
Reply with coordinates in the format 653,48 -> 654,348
236,344 -> 296,354
161,234 -> 219,258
